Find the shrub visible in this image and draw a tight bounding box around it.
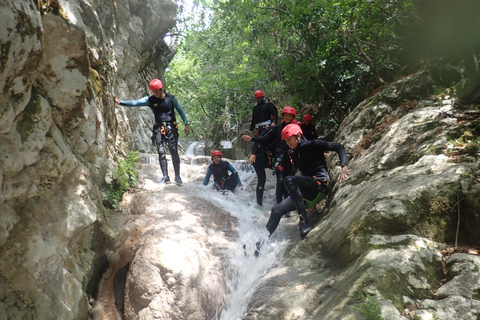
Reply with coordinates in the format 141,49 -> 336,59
106,151 -> 140,210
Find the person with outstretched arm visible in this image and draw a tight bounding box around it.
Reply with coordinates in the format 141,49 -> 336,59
115,78 -> 190,184
265,123 -> 350,239
242,107 -> 297,207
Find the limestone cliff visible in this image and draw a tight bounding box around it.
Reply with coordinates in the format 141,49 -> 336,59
0,0 -> 176,318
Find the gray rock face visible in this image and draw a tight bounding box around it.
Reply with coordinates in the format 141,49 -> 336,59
243,72 -> 480,319
0,0 -> 176,319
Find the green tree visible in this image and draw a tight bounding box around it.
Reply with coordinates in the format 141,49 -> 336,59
167,0 -> 478,146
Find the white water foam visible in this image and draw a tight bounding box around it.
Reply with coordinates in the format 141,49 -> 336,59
182,160 -> 297,320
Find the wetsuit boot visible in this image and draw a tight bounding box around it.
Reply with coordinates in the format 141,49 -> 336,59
299,213 -> 312,239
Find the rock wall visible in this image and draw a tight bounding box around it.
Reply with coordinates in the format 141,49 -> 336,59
0,0 -> 176,318
244,72 -> 480,319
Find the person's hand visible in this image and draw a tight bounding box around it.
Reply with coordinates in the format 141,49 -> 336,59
114,96 -> 121,105
249,154 -> 256,164
242,135 -> 252,142
324,152 -> 331,157
184,124 -> 190,137
337,166 -> 350,182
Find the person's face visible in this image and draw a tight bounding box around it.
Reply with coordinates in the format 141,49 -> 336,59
285,134 -> 300,149
304,120 -> 311,125
255,96 -> 263,104
212,155 -> 222,164
282,113 -> 295,124
152,89 -> 162,98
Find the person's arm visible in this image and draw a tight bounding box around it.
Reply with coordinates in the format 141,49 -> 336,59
250,125 -> 275,145
227,163 -> 243,186
318,140 -> 350,181
270,103 -> 278,125
203,168 -> 212,186
116,96 -> 150,107
172,97 -> 189,125
249,106 -> 256,132
172,97 -> 190,136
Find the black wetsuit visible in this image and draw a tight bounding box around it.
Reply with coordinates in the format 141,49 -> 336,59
119,94 -> 189,179
250,100 -> 278,136
299,123 -> 318,140
265,138 -> 348,235
148,94 -> 184,178
203,160 -> 241,192
251,122 -> 295,205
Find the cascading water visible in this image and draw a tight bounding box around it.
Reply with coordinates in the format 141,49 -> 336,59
181,156 -> 298,320
138,149 -> 300,319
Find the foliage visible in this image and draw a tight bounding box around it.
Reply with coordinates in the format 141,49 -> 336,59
167,0 -> 479,145
106,151 -> 140,210
352,292 -> 383,320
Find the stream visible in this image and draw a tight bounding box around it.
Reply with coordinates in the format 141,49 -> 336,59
140,146 -> 298,319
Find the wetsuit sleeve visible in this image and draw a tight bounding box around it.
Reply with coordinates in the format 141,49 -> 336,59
251,125 -> 279,150
320,141 -> 348,167
227,163 -> 242,185
172,97 -> 189,125
251,126 -> 273,145
336,144 -> 349,167
249,106 -> 256,131
119,96 -> 149,107
203,168 -> 212,185
270,103 -> 278,124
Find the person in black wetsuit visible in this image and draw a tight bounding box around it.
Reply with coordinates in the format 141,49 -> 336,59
248,90 -> 278,137
115,79 -> 190,184
242,107 -> 297,207
203,150 -> 243,192
299,114 -> 318,140
265,123 -> 350,239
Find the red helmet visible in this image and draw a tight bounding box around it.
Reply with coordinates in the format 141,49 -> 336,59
281,123 -> 303,140
211,150 -> 222,158
282,107 -> 296,117
149,79 -> 163,90
303,114 -> 312,121
254,90 -> 264,98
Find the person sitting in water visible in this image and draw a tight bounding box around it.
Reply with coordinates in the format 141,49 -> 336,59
265,123 -> 350,239
203,150 -> 243,192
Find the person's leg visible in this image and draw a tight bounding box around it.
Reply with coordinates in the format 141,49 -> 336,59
224,172 -> 238,192
265,197 -> 296,236
165,127 -> 182,183
274,153 -> 293,204
284,175 -> 319,237
155,130 -> 169,182
253,157 -> 266,206
275,171 -> 286,204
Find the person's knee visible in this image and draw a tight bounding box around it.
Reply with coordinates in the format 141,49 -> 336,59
284,176 -> 294,188
271,205 -> 283,219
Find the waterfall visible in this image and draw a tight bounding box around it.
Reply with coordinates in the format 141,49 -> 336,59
137,149 -> 298,319
181,155 -> 296,320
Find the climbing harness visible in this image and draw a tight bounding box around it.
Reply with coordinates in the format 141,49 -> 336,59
303,177 -> 329,209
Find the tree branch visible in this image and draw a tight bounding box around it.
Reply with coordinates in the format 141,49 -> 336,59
354,36 -> 387,86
